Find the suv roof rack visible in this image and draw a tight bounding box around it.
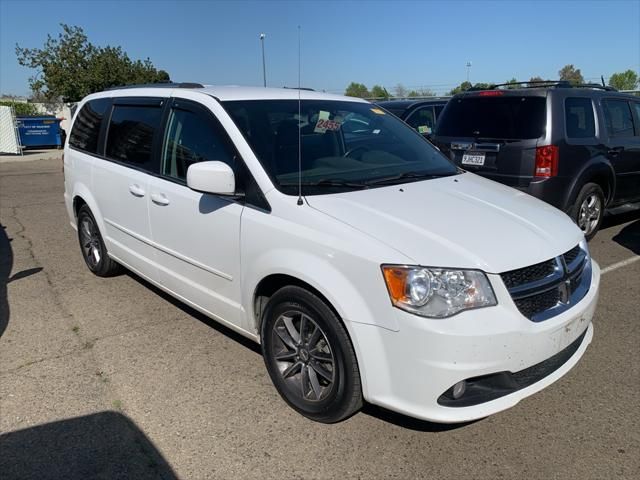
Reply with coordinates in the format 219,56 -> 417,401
105,82 -> 204,91
470,80 -> 617,92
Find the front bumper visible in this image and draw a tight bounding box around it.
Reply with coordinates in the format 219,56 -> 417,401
350,260 -> 600,423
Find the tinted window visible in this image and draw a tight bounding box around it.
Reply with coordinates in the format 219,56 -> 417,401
603,100 -> 634,137
406,107 -> 435,134
162,107 -> 234,181
631,103 -> 640,135
224,99 -> 457,196
565,97 -> 596,138
69,98 -> 110,153
434,105 -> 444,119
436,96 -> 546,139
106,105 -> 163,170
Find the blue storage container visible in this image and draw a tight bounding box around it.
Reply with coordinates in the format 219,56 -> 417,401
16,116 -> 63,148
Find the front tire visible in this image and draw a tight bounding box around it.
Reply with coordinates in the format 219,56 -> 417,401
77,205 -> 121,277
570,183 -> 605,241
261,286 -> 362,423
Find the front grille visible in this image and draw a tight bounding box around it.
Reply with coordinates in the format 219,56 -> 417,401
500,243 -> 591,322
501,259 -> 556,289
563,245 -> 581,265
514,289 -> 561,319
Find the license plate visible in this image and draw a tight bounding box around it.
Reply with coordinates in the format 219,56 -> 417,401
462,152 -> 485,166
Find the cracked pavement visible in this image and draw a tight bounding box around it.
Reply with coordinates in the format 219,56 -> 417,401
1,156 -> 639,479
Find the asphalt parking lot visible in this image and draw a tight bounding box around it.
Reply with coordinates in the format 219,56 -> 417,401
1,155 -> 639,480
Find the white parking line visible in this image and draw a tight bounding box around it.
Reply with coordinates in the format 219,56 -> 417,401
601,255 -> 640,275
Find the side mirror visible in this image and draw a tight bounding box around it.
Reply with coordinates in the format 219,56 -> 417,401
186,161 -> 236,195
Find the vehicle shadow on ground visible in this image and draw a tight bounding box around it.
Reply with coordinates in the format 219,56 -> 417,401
0,223 -> 12,338
126,272 -> 478,432
0,411 -> 177,480
361,404 -> 479,432
611,219 -> 640,256
125,271 -> 261,355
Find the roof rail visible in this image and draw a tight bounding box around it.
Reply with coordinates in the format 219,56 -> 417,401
282,86 -> 316,91
470,80 -> 617,92
105,82 -> 204,91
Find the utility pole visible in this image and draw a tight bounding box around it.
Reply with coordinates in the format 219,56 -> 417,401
260,33 -> 267,87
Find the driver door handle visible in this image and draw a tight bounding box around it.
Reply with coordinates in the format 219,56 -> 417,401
150,192 -> 170,206
608,147 -> 624,156
129,184 -> 145,197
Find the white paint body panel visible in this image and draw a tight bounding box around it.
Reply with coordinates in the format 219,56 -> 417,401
63,85 -> 600,423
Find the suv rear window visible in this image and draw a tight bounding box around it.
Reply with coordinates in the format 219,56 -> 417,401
69,98 -> 110,153
436,96 -> 546,139
565,98 -> 596,139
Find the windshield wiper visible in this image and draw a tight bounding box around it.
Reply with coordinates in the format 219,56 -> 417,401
365,171 -> 457,186
280,179 -> 370,188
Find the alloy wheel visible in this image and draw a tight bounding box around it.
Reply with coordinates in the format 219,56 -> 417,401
79,216 -> 102,269
577,193 -> 602,236
271,311 -> 336,402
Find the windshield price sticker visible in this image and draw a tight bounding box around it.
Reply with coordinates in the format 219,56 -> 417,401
314,110 -> 341,133
370,108 -> 386,115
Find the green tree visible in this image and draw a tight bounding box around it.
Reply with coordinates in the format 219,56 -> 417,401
505,78 -> 519,89
0,101 -> 39,116
448,81 -> 472,95
472,82 -> 492,90
370,85 -> 390,99
407,88 -> 436,97
558,64 -> 584,85
344,82 -> 370,98
608,69 -> 639,90
16,24 -> 170,102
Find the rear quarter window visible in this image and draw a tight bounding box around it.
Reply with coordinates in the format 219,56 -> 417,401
436,96 -> 546,139
69,98 -> 111,153
565,97 -> 596,139
603,100 -> 634,137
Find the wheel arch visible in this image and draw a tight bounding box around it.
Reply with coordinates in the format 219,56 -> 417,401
71,183 -> 108,238
564,159 -> 615,210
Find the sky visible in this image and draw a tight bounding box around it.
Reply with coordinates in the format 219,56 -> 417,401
1,0 -> 639,97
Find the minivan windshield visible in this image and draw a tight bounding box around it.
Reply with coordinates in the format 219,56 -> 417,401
223,99 -> 458,195
436,96 -> 546,139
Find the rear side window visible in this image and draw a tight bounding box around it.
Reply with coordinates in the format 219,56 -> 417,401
603,100 -> 634,137
565,98 -> 596,139
436,96 -> 546,139
631,103 -> 640,135
106,104 -> 163,170
406,107 -> 435,134
69,98 -> 110,153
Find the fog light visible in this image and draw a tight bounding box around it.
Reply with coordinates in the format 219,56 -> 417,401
452,380 -> 467,399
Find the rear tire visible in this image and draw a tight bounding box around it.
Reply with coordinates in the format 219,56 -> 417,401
77,205 -> 122,277
261,286 -> 362,423
570,183 -> 605,241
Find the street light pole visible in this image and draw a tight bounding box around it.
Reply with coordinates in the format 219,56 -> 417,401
260,33 -> 266,87
466,61 -> 472,83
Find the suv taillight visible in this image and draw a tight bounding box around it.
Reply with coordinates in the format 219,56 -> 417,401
534,145 -> 558,177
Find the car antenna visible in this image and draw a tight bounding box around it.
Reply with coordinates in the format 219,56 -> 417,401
296,25 -> 304,206
601,75 -> 606,87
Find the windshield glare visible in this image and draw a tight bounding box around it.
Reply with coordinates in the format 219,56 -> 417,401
223,100 -> 458,195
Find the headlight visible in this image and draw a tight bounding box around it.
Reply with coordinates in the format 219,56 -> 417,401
381,265 -> 497,318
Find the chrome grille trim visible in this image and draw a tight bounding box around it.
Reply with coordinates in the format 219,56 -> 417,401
501,243 -> 591,322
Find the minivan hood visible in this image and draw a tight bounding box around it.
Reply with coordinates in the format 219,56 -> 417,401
306,173 -> 583,273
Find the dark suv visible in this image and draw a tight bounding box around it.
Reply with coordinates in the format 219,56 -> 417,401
432,82 -> 640,239
377,99 -> 448,136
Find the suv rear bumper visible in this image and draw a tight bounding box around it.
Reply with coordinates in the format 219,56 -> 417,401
510,176 -> 573,211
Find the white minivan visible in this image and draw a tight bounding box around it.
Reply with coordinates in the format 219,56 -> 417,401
64,84 -> 600,423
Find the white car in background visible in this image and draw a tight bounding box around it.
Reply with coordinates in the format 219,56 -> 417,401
64,84 -> 600,423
